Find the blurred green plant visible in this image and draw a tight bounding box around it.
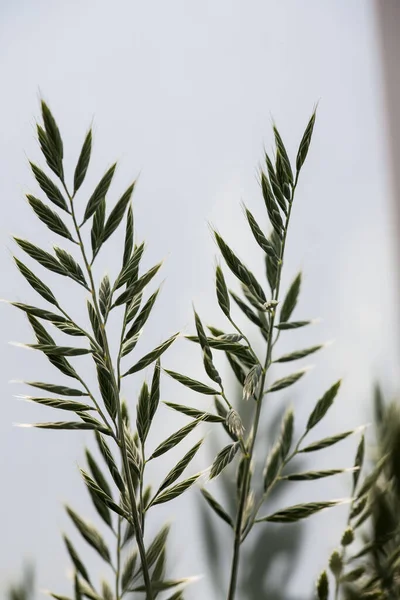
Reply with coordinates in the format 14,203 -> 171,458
316,386 -> 400,599
7,566 -> 34,600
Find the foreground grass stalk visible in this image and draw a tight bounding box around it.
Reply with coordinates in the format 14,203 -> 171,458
64,184 -> 155,600
227,180 -> 297,600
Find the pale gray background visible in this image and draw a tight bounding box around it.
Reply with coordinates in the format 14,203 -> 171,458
1,1 -> 399,598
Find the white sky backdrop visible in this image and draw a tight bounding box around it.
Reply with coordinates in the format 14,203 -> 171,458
1,1 -> 399,598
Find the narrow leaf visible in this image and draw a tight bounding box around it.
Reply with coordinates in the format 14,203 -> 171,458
123,333 -> 178,376
66,506 -> 111,562
258,499 -> 348,523
30,163 -> 67,211
84,164 -> 117,222
151,475 -> 200,506
102,183 -> 135,243
200,488 -> 233,527
164,369 -> 220,395
268,370 -> 306,393
274,344 -> 323,363
210,442 -> 240,479
280,273 -> 301,323
306,380 -> 341,431
150,419 -> 201,459
26,195 -> 73,241
158,439 -> 203,492
74,129 -> 92,194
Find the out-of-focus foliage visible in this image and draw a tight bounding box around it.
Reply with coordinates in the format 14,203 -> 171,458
7,566 -> 34,600
342,387 -> 400,599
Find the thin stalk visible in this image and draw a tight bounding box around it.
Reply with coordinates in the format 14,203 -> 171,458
115,516 -> 122,600
227,179 -> 298,600
62,182 -> 154,600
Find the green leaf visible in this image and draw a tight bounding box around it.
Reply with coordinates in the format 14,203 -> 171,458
258,499 -> 348,523
339,567 -> 365,583
99,275 -> 112,320
22,396 -> 92,412
84,164 -> 117,222
164,402 -> 224,423
200,488 -> 233,527
300,430 -> 357,453
158,439 -> 203,492
280,273 -> 301,323
114,261 -> 161,307
26,195 -> 74,241
11,302 -> 65,323
116,242 -> 145,289
41,101 -> 63,170
96,365 -> 117,420
30,421 -> 106,432
27,344 -> 91,356
296,109 -> 316,173
63,535 -> 91,584
87,301 -> 103,346
121,550 -> 138,591
274,344 -> 323,363
306,380 -> 341,431
123,204 -> 134,268
150,475 -> 200,507
149,419 -> 201,459
145,525 -> 170,569
215,265 -> 230,317
274,320 -> 311,330
214,231 -> 266,303
126,292 -> 142,323
85,449 -> 112,498
230,290 -> 265,330
260,171 -> 283,237
74,129 -> 92,194
24,381 -> 88,396
26,314 -> 79,379
265,231 -> 281,292
244,206 -> 279,258
267,369 -> 306,393
30,162 -> 67,210
280,407 -> 294,460
136,381 -> 150,443
353,434 -> 365,492
164,369 -> 221,395
263,442 -> 282,493
122,333 -> 179,376
66,506 -> 111,562
91,198 -> 106,256
273,125 -> 293,185
149,360 -> 161,422
194,310 -> 221,386
14,238 -> 66,275
265,153 -> 287,214
80,468 -> 125,520
14,256 -> 58,306
210,442 -> 240,479
283,468 -> 353,481
95,432 -> 125,492
124,288 -> 160,341
102,182 -> 135,243
54,247 -> 87,287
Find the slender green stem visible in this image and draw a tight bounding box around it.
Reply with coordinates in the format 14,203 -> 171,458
115,517 -> 122,600
62,181 -> 154,600
227,180 -> 298,600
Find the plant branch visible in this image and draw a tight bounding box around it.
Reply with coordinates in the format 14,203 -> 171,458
227,178 -> 298,600
62,181 -> 154,600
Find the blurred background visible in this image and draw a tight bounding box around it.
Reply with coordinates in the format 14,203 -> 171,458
1,1 -> 400,598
